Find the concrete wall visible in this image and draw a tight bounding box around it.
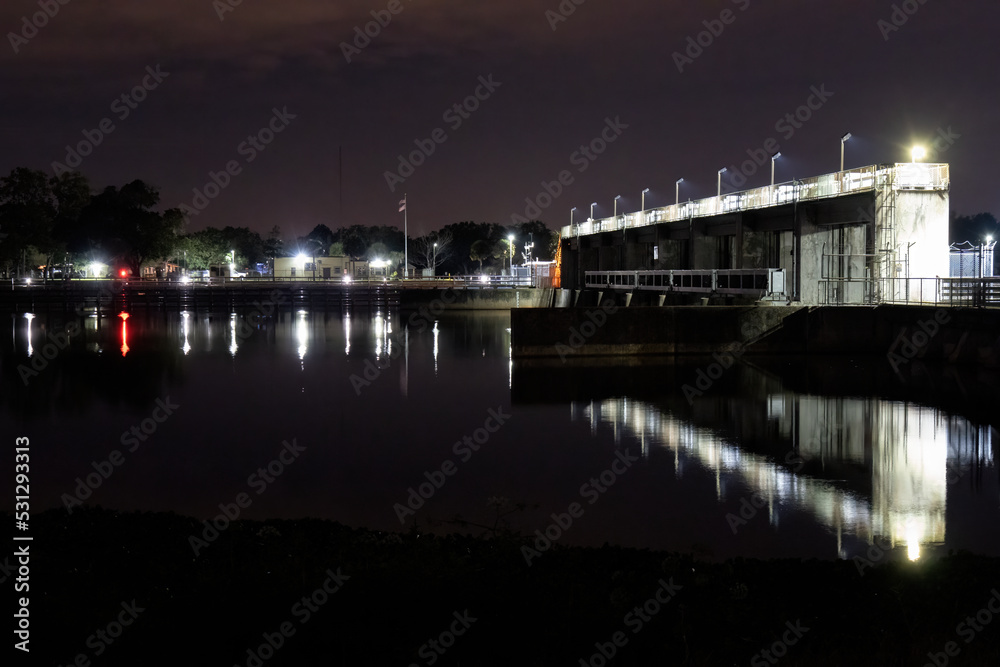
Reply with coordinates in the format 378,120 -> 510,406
512,305 -> 799,357
400,288 -> 554,310
512,304 -> 1000,368
895,189 -> 950,279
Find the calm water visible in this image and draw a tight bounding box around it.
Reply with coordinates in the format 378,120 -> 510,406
2,306 -> 998,563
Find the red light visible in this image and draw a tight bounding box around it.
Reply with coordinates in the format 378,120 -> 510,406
120,269 -> 128,277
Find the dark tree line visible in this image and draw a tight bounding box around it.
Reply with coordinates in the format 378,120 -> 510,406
0,168 -> 182,281
0,166 -> 559,280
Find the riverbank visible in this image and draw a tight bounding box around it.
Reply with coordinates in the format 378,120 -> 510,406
17,508 -> 1000,665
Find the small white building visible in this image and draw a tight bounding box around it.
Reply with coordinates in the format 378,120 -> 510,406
274,255 -> 370,280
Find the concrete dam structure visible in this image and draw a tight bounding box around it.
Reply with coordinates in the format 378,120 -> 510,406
558,162 -> 951,306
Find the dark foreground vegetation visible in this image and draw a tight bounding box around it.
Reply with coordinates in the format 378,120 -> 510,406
17,508 -> 1000,665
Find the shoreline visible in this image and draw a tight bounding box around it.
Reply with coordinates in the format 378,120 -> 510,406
16,507 -> 1000,665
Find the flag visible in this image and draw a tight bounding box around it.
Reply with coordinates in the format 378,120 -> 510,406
398,198 -> 406,212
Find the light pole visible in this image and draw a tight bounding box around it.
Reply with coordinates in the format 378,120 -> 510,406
641,188 -> 650,212
911,146 -> 926,162
432,242 -> 437,277
570,207 -> 576,226
613,195 -> 621,218
507,234 -> 515,276
717,168 -> 727,197
771,152 -> 781,187
675,178 -> 684,206
840,132 -> 852,172
590,202 -> 597,220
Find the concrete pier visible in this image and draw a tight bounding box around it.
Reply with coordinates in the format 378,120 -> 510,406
511,304 -> 1000,368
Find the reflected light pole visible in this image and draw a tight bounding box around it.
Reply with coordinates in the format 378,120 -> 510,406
840,132 -> 852,172
675,178 -> 684,206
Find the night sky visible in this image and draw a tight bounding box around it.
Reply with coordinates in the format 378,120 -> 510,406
1,0 -> 996,239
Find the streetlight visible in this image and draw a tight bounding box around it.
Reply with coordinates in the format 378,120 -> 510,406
717,168 -> 727,197
771,152 -> 782,187
570,206 -> 576,226
840,132 -> 852,172
507,234 -> 515,276
641,188 -> 650,212
675,178 -> 684,206
911,145 -> 927,162
613,195 -> 621,218
590,202 -> 597,219
432,242 -> 437,277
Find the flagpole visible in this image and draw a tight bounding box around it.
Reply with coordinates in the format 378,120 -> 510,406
404,193 -> 408,280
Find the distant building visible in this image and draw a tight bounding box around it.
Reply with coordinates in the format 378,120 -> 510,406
274,255 -> 370,279
142,261 -> 181,279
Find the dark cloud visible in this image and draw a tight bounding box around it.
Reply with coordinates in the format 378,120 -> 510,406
1,0 -> 997,238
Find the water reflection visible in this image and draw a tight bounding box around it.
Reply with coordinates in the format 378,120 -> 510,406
181,312 -> 191,355
3,308 -> 996,561
23,313 -> 34,357
575,394 -> 994,560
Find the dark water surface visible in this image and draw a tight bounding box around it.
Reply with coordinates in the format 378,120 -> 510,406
3,307 -> 998,564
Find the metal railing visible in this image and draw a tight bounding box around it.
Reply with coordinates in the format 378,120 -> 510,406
563,163 -> 949,239
585,269 -> 786,297
817,277 -> 1000,306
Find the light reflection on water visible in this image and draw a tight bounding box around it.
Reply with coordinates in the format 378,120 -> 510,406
2,308 -> 998,562
574,396 -> 994,561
